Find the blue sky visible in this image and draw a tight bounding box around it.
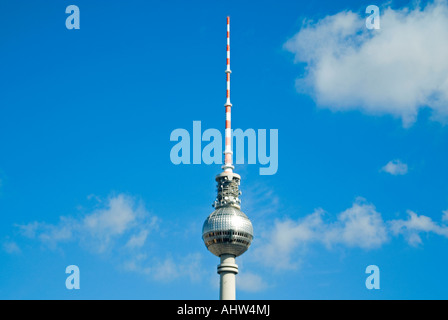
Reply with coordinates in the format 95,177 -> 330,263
1,0 -> 448,299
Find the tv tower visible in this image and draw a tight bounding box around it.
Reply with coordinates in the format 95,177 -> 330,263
202,16 -> 254,300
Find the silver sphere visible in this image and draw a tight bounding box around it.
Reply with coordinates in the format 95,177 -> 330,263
202,206 -> 253,257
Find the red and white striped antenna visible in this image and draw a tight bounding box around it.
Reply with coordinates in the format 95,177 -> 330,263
223,16 -> 234,173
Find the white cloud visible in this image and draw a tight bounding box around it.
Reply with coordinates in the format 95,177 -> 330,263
124,252 -> 204,283
125,229 -> 149,249
443,210 -> 448,222
254,198 -> 448,270
259,209 -> 323,270
237,272 -> 268,292
151,256 -> 180,281
2,241 -> 21,254
284,1 -> 448,126
328,200 -> 389,248
16,218 -> 74,248
122,253 -> 151,275
254,199 -> 389,270
83,195 -> 137,235
16,194 -> 157,253
389,210 -> 448,246
381,159 -> 408,175
12,193 -> 208,285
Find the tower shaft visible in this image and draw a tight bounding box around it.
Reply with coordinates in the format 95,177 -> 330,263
218,254 -> 238,300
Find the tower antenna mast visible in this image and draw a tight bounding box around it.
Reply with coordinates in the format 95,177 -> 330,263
223,16 -> 233,173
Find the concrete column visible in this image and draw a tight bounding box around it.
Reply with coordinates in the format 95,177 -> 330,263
217,254 -> 238,300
